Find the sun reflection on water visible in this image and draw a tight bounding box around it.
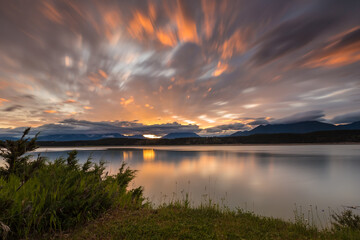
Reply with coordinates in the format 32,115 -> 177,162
123,151 -> 133,160
143,149 -> 155,161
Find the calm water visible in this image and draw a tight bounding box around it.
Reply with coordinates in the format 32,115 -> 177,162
17,145 -> 360,222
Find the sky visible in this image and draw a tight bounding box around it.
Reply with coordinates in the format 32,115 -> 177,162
0,0 -> 360,137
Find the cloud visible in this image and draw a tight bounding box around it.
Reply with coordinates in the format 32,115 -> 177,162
331,111 -> 360,124
2,105 -> 22,112
204,123 -> 247,134
252,15 -> 337,65
248,118 -> 269,126
271,110 -> 325,124
0,0 -> 359,129
0,119 -> 201,138
299,26 -> 360,68
168,42 -> 204,78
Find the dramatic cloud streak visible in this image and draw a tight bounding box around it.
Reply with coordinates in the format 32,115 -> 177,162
0,0 -> 359,132
271,110 -> 326,124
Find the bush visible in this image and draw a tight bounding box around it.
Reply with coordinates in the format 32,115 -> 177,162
0,130 -> 144,239
0,128 -> 45,183
332,210 -> 360,230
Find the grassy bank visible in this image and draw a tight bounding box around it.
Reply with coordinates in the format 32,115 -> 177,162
56,204 -> 360,240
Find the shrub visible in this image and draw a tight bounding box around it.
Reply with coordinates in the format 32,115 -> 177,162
0,128 -> 45,184
0,130 -> 144,239
332,210 -> 360,230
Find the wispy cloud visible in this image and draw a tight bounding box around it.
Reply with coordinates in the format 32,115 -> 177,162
0,0 -> 359,129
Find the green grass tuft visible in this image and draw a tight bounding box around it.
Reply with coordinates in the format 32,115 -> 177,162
57,203 -> 360,240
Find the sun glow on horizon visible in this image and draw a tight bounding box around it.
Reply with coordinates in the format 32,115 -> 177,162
143,134 -> 162,139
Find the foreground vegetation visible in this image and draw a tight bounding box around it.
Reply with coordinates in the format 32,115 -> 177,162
1,129 -> 360,239
0,129 -> 144,239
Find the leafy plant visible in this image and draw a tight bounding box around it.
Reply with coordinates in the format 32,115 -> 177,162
0,133 -> 144,239
332,210 -> 360,230
0,128 -> 45,184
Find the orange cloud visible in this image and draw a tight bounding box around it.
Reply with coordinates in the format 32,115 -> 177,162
41,2 -> 63,24
0,98 -> 9,105
145,103 -> 154,109
127,1 -> 200,46
174,0 -> 198,43
301,27 -> 360,68
84,106 -> 93,110
128,7 -> 155,40
201,0 -> 216,39
65,99 -> 77,103
120,96 -> 134,106
136,12 -> 154,34
213,61 -> 229,76
98,69 -> 108,78
156,29 -> 177,46
219,29 -> 246,60
103,10 -> 122,44
44,110 -> 57,114
303,45 -> 360,68
88,72 -> 105,90
103,10 -> 122,30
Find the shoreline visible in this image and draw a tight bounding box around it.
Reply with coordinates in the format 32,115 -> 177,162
35,142 -> 360,149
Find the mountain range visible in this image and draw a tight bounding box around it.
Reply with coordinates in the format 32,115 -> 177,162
230,121 -> 360,136
0,133 -> 145,141
162,132 -> 200,139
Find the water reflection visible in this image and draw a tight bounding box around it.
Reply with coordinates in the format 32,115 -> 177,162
3,144 -> 360,222
143,149 -> 155,161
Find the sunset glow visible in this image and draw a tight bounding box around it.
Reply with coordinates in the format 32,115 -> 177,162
143,134 -> 162,139
0,0 -> 359,137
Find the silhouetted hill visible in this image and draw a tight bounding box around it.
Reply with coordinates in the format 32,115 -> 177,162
231,121 -> 350,136
162,132 -> 200,139
37,130 -> 360,146
126,135 -> 146,139
37,133 -> 127,141
337,121 -> 360,130
0,136 -> 17,141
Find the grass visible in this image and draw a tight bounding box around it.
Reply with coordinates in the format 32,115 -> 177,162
54,203 -> 360,240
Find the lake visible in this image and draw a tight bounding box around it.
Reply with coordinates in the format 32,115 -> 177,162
26,144 -> 360,223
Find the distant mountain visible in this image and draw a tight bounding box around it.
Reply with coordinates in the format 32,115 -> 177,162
37,133 -> 127,141
337,121 -> 360,130
0,136 -> 17,141
231,121 -> 345,137
38,130 -> 360,147
126,135 -> 146,139
162,132 -> 200,139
